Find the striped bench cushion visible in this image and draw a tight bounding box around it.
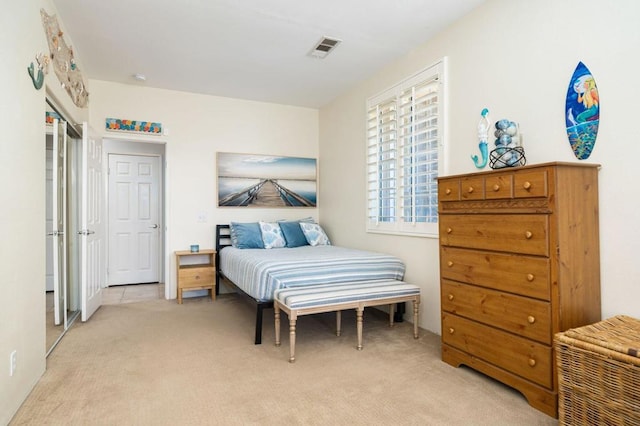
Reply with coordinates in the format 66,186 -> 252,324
274,279 -> 419,309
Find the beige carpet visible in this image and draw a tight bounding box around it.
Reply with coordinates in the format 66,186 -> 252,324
11,295 -> 556,425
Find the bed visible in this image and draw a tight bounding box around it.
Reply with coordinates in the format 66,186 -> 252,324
215,224 -> 406,344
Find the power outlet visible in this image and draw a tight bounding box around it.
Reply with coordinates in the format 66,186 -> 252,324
9,350 -> 16,376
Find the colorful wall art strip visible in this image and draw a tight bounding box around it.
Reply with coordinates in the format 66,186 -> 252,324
565,62 -> 599,160
105,118 -> 162,135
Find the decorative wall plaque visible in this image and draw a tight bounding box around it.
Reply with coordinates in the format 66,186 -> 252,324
41,9 -> 89,108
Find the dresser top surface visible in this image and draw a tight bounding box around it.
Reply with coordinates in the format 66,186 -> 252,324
438,161 -> 600,181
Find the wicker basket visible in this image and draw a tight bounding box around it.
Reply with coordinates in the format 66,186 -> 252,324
555,315 -> 640,425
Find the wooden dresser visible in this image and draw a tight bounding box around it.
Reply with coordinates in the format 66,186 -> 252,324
437,162 -> 601,417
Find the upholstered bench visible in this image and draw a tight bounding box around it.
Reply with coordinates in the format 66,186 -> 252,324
274,280 -> 420,362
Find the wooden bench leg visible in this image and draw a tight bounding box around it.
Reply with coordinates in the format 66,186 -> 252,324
274,303 -> 281,347
413,298 -> 420,339
336,310 -> 342,336
289,317 -> 297,363
356,307 -> 364,350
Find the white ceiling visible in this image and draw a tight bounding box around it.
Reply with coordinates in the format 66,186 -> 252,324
51,0 -> 485,108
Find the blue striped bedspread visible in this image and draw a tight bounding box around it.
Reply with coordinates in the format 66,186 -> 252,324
219,245 -> 405,302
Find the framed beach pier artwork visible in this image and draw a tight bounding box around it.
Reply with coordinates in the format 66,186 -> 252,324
217,152 -> 317,207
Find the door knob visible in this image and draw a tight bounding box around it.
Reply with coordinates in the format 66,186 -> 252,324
149,224 -> 159,229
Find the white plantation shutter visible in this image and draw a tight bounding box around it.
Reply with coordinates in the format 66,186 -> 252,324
367,60 -> 445,237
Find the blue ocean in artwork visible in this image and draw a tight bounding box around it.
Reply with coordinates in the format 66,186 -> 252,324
565,62 -> 600,160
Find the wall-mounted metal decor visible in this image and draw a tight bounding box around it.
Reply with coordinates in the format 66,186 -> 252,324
27,52 -> 49,90
41,9 -> 89,108
217,152 -> 317,207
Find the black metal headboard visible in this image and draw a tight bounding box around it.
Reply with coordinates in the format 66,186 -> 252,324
216,224 -> 232,252
215,224 -> 232,294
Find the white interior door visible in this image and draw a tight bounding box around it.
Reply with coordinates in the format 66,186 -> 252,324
108,154 -> 160,285
51,119 -> 67,326
80,123 -> 105,321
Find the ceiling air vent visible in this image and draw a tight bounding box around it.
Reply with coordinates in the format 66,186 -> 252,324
309,36 -> 342,59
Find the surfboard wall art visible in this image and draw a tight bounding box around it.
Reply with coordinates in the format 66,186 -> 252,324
565,61 -> 600,160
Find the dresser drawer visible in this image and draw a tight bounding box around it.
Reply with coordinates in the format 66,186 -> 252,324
441,280 -> 552,344
178,267 -> 215,289
440,246 -> 550,300
485,174 -> 513,199
438,177 -> 460,202
442,313 -> 553,388
460,176 -> 485,200
439,214 -> 549,256
514,169 -> 548,198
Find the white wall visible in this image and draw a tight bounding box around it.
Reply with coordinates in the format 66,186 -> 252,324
0,1 -> 89,423
319,0 -> 640,334
88,81 -> 319,298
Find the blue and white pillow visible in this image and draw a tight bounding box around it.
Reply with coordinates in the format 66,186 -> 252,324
259,221 -> 286,249
299,222 -> 331,246
230,222 -> 264,249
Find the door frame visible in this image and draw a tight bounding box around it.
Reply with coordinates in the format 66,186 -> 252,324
103,139 -> 167,295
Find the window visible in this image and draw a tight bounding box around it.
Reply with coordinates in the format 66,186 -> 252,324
366,60 -> 446,237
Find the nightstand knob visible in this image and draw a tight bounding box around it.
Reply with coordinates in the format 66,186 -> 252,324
493,184 -> 500,191
447,261 -> 454,267
446,227 -> 452,234
527,315 -> 536,324
445,188 -> 452,195
528,358 -> 537,367
523,181 -> 532,190
525,231 -> 533,239
195,275 -> 200,280
448,294 -> 454,301
448,328 -> 455,334
467,186 -> 474,193
526,273 -> 534,282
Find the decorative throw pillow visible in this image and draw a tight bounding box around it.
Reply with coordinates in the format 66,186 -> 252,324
299,222 -> 331,246
278,221 -> 309,248
259,221 -> 286,249
230,222 -> 264,249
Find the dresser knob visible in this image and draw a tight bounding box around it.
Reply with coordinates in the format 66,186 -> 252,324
525,231 -> 533,239
448,294 -> 454,301
195,275 -> 200,280
447,227 -> 452,234
445,188 -> 452,195
528,358 -> 537,367
526,273 -> 534,282
448,328 -> 455,334
523,181 -> 532,190
467,186 -> 474,193
527,316 -> 536,324
492,184 -> 500,191
447,261 -> 454,267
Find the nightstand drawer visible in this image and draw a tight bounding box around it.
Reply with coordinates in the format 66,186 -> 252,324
178,267 -> 215,289
439,214 -> 549,256
441,280 -> 552,344
440,246 -> 550,300
442,313 -> 553,389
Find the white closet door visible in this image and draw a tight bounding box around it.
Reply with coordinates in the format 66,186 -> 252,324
80,123 -> 104,321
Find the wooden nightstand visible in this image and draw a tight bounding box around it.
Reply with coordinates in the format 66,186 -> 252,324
175,249 -> 216,304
